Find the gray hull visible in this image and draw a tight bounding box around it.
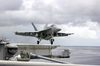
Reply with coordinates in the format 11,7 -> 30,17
0,60 -> 99,66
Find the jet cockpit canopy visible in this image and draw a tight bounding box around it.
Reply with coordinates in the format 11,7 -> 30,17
50,24 -> 56,27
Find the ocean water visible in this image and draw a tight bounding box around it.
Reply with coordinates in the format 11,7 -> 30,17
30,46 -> 100,65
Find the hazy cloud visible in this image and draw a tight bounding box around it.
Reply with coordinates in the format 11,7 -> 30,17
0,0 -> 23,11
30,0 -> 100,25
0,0 -> 100,26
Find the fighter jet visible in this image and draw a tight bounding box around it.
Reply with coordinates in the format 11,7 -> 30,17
15,23 -> 74,45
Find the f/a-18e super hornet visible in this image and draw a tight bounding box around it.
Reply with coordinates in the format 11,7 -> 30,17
15,23 -> 74,44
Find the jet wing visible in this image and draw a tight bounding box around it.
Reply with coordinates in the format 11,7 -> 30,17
53,33 -> 74,37
15,28 -> 52,37
15,32 -> 38,37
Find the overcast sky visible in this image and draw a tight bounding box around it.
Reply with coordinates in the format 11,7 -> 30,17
0,0 -> 100,46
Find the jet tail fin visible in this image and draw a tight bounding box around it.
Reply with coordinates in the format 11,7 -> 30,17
44,24 -> 48,29
31,23 -> 38,31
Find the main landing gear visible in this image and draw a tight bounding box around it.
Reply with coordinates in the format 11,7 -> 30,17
37,41 -> 40,44
37,39 -> 41,44
50,39 -> 54,45
37,39 -> 54,45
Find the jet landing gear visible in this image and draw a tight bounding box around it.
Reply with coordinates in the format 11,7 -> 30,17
37,39 -> 54,45
37,41 -> 40,44
37,40 -> 41,44
50,39 -> 54,45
